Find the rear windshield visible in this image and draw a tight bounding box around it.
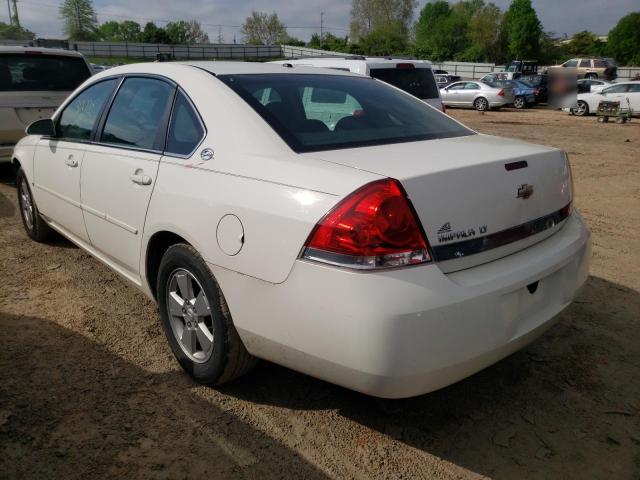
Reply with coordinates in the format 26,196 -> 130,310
369,67 -> 439,100
0,54 -> 92,92
218,73 -> 472,153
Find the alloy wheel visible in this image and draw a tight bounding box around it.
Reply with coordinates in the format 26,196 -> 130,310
514,97 -> 525,109
19,178 -> 34,231
166,268 -> 214,363
575,101 -> 588,116
475,98 -> 488,111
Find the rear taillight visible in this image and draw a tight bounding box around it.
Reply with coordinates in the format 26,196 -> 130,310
301,179 -> 431,270
498,89 -> 505,97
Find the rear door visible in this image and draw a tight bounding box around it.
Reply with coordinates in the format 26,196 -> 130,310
81,76 -> 175,279
0,52 -> 92,155
33,78 -> 118,242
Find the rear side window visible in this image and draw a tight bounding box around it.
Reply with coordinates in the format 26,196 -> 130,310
0,54 -> 92,92
101,77 -> 174,150
57,79 -> 118,141
166,91 -> 205,156
579,59 -> 591,68
218,73 -> 472,153
369,67 -> 439,100
594,60 -> 606,68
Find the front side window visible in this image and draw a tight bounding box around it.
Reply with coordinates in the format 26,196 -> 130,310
465,83 -> 480,90
101,77 -> 174,150
0,53 -> 92,92
447,82 -> 466,90
218,73 -> 473,153
626,84 -> 640,93
57,79 -> 118,141
564,59 -> 578,67
166,91 -> 205,156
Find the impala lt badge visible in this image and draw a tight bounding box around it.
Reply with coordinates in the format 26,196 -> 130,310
517,184 -> 534,199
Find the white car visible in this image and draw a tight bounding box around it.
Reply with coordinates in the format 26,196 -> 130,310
12,62 -> 590,398
577,78 -> 610,94
0,46 -> 93,163
569,81 -> 640,116
270,57 -> 444,111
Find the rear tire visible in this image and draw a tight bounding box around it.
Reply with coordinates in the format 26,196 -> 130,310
157,243 -> 257,386
514,96 -> 526,109
574,100 -> 589,116
474,97 -> 489,111
16,168 -> 54,243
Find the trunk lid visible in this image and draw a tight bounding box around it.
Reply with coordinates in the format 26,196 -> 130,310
0,91 -> 67,145
306,134 -> 572,272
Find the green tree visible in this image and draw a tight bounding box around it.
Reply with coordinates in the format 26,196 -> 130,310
59,0 -> 98,40
360,23 -> 408,56
414,1 -> 469,61
459,2 -> 503,62
504,0 -> 542,59
165,21 -> 189,44
350,0 -> 416,42
607,12 -> 640,66
0,22 -> 35,40
141,22 -> 169,43
97,20 -> 141,42
241,11 -> 287,45
567,30 -> 605,56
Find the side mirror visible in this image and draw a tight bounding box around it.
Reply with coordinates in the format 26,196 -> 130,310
26,118 -> 55,137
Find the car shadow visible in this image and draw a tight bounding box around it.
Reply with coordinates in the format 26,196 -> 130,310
220,275 -> 640,478
0,312 -> 329,480
0,189 -> 15,219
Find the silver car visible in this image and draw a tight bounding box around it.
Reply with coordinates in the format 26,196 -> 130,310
440,81 -> 514,111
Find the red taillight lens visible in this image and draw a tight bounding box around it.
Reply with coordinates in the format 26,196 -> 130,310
302,179 -> 431,270
498,89 -> 505,97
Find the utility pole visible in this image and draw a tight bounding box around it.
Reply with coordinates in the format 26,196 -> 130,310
11,0 -> 19,27
6,0 -> 11,25
320,11 -> 324,44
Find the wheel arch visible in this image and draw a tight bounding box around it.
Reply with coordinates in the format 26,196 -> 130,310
144,230 -> 192,301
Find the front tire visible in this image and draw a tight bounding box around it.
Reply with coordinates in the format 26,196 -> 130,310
157,244 -> 257,386
16,168 -> 54,242
474,97 -> 489,111
574,100 -> 589,116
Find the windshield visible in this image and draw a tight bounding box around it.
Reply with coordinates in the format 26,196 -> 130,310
218,74 -> 473,153
368,67 -> 439,100
0,53 -> 92,92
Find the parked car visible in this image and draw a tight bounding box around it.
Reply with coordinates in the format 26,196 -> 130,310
552,58 -> 617,81
12,62 -> 590,399
520,74 -> 549,103
502,60 -> 539,79
440,80 -> 515,111
435,73 -> 461,88
270,57 -> 443,111
487,79 -> 537,108
0,46 -> 93,164
577,78 -> 610,94
568,81 -> 640,116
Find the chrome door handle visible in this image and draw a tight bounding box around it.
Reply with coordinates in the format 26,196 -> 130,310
65,155 -> 78,167
130,173 -> 152,186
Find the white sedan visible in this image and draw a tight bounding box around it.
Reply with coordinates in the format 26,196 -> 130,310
569,81 -> 640,116
12,62 -> 591,398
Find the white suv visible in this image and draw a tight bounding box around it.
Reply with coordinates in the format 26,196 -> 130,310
0,46 -> 93,163
271,57 -> 444,111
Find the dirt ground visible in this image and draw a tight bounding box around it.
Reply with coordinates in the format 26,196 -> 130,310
1,107 -> 639,479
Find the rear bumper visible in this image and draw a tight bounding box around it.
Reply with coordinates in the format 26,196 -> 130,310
214,211 -> 591,398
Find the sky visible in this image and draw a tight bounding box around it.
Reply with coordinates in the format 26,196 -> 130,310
8,0 -> 639,43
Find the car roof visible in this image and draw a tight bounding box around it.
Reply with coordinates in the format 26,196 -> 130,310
0,45 -> 86,58
90,61 -> 366,79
